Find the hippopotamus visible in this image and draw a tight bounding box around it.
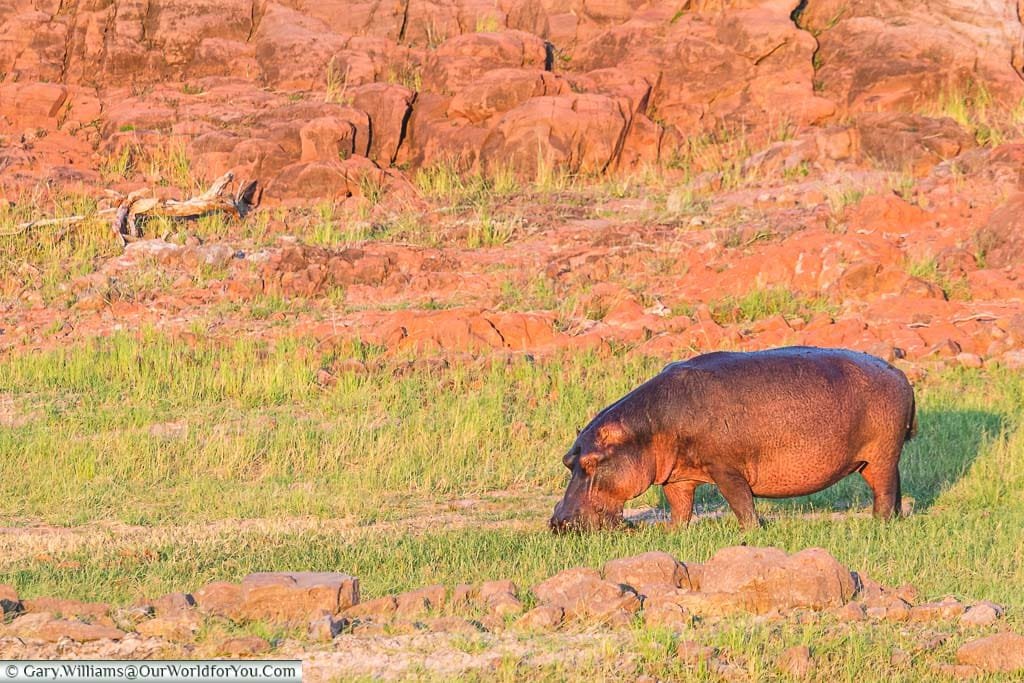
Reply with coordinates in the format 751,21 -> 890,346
550,347 -> 917,532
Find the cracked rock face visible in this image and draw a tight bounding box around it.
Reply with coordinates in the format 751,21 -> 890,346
3,0 -> 1022,199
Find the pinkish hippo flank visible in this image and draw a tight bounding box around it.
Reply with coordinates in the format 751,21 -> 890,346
551,347 -> 916,531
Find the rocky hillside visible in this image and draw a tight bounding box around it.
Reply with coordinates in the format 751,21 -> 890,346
2,0 -> 1023,196
1,0 -> 1024,366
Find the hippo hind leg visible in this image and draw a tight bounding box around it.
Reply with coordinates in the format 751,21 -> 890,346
858,440 -> 903,520
711,468 -> 760,530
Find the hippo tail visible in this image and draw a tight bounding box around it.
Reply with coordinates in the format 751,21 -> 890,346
906,392 -> 918,441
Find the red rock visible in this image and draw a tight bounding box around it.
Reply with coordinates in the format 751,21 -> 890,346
960,602 -> 1004,627
0,82 -> 68,125
193,581 -> 243,618
909,597 -> 965,623
532,567 -> 640,619
480,94 -> 630,179
956,632 -> 1024,673
343,595 -> 397,621
307,614 -> 344,641
642,597 -> 691,629
422,31 -> 549,95
350,84 -> 415,165
478,580 -> 523,617
150,592 -> 196,616
4,613 -> 124,642
514,605 -> 564,631
956,352 -> 984,369
135,611 -> 203,642
216,635 -> 271,656
854,113 -> 974,174
810,1 -> 1024,114
602,551 -> 692,597
22,597 -> 110,620
237,572 -> 359,624
833,601 -> 866,622
395,584 -> 446,618
976,192 -> 1024,269
448,69 -> 568,124
268,157 -> 385,202
298,113 -> 371,163
699,547 -> 855,614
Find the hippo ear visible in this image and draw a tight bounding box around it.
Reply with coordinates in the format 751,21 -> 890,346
578,451 -> 604,474
596,422 -> 630,447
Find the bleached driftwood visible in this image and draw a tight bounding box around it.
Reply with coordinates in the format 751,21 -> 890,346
3,172 -> 260,246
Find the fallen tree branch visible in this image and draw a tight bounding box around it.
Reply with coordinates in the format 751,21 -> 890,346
109,172 -> 261,245
3,172 -> 261,246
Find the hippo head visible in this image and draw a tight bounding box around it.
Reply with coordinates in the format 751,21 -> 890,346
549,419 -> 652,532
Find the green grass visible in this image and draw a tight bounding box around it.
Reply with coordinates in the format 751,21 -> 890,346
0,335 -> 1022,680
0,333 -> 1019,530
905,255 -> 971,300
707,286 -> 835,325
927,81 -> 1024,147
0,191 -> 117,304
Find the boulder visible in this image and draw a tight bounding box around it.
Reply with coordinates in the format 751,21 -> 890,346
422,31 -> 549,94
395,584 -> 446,618
833,601 -> 866,622
975,192 -> 1024,269
193,581 -> 243,618
298,113 -> 372,163
236,572 -> 359,624
308,614 -> 344,641
478,580 -> 523,617
479,94 -> 630,179
960,602 -> 1004,627
854,113 -> 974,174
643,597 -> 691,630
0,82 -> 68,126
135,611 -> 203,642
150,592 -> 196,616
514,605 -> 564,631
448,69 -> 568,124
698,547 -> 855,614
810,0 -> 1024,113
909,597 -> 966,623
22,597 -> 110,620
602,551 -> 692,597
956,632 -> 1024,673
4,612 -> 124,643
216,635 -> 271,656
343,596 -> 397,621
350,83 -> 415,165
532,567 -> 640,619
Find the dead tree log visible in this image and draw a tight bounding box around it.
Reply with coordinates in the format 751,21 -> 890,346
4,172 -> 261,246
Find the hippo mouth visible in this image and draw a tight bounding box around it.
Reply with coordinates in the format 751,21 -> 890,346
548,502 -> 625,533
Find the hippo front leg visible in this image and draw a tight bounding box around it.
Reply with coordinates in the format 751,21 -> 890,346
711,468 -> 760,530
663,480 -> 699,526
